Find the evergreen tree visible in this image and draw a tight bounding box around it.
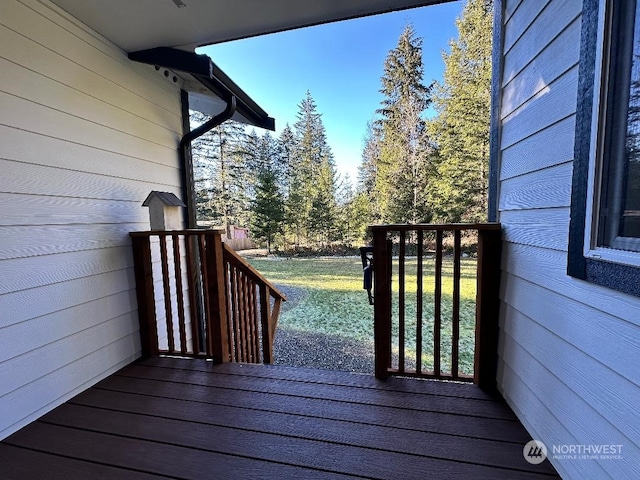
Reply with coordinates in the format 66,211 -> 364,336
358,121 -> 383,223
429,0 -> 493,222
190,113 -> 247,233
277,124 -> 296,197
287,91 -> 339,246
375,24 -> 434,223
251,167 -> 285,253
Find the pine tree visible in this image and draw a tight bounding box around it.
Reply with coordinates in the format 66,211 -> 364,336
375,24 -> 434,224
190,113 -> 247,233
251,167 -> 285,253
287,91 -> 339,247
429,0 -> 493,222
358,121 -> 382,223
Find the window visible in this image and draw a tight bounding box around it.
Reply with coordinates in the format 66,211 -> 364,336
568,0 -> 640,296
597,0 -> 640,253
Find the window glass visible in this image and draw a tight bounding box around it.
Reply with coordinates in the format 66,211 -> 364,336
599,0 -> 640,251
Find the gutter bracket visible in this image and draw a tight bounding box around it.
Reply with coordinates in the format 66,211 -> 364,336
180,95 -> 237,228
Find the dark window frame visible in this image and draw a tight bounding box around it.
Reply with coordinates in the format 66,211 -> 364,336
568,0 -> 640,297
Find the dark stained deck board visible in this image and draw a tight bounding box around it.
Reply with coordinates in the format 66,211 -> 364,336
89,374 -> 531,443
1,357 -> 560,479
65,389 -> 538,471
116,364 -> 516,420
142,356 -> 496,400
5,422 -> 351,480
92,377 -> 530,445
0,443 -> 170,480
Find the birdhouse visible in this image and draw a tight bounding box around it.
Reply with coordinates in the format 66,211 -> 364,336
142,191 -> 186,230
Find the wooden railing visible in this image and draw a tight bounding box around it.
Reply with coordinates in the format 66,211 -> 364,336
370,224 -> 501,391
130,229 -> 285,364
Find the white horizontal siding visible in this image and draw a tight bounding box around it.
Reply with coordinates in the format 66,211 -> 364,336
501,65 -> 578,149
502,16 -> 581,118
0,0 -> 185,440
0,245 -> 133,294
499,161 -> 572,211
503,0 -> 550,54
500,207 -> 570,251
500,307 -> 640,478
496,1 -> 640,479
500,115 -> 575,179
502,0 -> 581,86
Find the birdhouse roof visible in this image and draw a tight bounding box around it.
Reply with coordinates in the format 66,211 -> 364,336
142,191 -> 186,207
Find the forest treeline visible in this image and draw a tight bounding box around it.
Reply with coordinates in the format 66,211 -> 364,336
191,0 -> 493,252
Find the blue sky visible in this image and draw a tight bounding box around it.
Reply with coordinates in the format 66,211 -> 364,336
199,1 -> 463,182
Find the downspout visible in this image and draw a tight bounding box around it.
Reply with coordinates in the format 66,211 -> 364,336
179,93 -> 237,353
179,94 -> 237,228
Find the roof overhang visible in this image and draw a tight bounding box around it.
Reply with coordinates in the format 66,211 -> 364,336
129,47 -> 275,130
49,0 -> 455,131
49,0 -> 455,52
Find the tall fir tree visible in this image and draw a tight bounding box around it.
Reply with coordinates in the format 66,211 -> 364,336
251,167 -> 285,253
358,120 -> 383,223
287,91 -> 339,246
375,24 -> 433,223
429,0 -> 493,222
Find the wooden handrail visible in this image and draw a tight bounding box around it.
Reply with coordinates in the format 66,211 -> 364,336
222,243 -> 287,301
371,223 -> 501,392
130,230 -> 285,365
370,223 -> 501,232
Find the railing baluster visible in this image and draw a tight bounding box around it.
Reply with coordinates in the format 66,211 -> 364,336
260,284 -> 273,363
224,261 -> 234,361
240,271 -> 250,362
184,234 -> 201,355
250,279 -> 260,362
172,234 -> 187,354
197,234 -> 213,357
398,231 -> 406,373
434,230 -> 443,377
416,230 -> 423,375
229,264 -> 239,361
159,234 -> 175,353
452,230 -> 461,378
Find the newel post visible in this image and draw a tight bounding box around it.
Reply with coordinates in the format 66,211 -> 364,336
372,228 -> 392,380
474,225 -> 502,393
130,233 -> 159,358
203,230 -> 230,362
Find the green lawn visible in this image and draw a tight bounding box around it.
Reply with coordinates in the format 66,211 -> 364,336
248,256 -> 478,376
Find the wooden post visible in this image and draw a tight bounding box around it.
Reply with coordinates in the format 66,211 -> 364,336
373,229 -> 392,380
203,231 -> 230,363
474,226 -> 502,393
130,234 -> 158,358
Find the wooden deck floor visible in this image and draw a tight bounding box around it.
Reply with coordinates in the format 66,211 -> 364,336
0,357 -> 559,479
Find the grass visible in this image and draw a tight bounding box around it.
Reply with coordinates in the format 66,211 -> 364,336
248,255 -> 478,376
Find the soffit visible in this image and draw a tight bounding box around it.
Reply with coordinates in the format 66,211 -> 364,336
49,0 -> 453,52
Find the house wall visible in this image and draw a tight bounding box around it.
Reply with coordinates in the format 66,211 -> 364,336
495,1 -> 640,478
0,0 -> 185,440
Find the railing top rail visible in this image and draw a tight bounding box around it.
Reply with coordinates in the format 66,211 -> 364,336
369,223 -> 501,233
222,243 -> 287,301
130,229 -> 225,238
